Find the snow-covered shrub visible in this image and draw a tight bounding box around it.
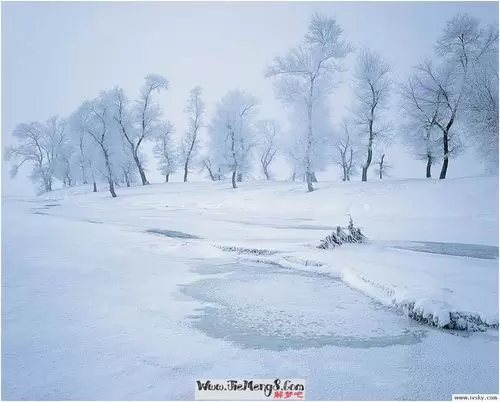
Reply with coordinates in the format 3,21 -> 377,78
318,216 -> 366,249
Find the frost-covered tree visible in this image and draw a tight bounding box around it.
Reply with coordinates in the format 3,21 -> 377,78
152,121 -> 177,182
208,90 -> 258,189
114,75 -> 168,186
181,86 -> 205,182
53,125 -> 78,187
463,43 -> 499,174
5,116 -> 68,193
336,120 -> 358,181
115,134 -> 138,187
72,91 -> 120,198
407,60 -> 467,179
6,122 -> 51,193
256,119 -> 279,180
400,75 -> 442,178
71,114 -> 102,192
286,99 -> 334,183
266,13 -> 352,192
352,49 -> 392,182
408,14 -> 498,179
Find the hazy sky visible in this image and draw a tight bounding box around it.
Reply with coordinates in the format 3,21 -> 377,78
2,1 -> 498,195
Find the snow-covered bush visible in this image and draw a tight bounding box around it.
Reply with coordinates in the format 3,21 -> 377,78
318,216 -> 366,249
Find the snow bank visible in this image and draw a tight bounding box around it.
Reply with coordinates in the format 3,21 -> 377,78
234,243 -> 499,332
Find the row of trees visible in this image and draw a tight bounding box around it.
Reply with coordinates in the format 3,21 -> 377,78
264,12 -> 498,191
5,77 -> 208,197
6,13 -> 498,196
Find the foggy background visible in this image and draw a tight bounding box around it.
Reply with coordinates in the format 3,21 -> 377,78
2,1 -> 498,196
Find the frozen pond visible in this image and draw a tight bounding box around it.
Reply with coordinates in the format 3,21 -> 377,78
180,260 -> 499,399
181,262 -> 427,350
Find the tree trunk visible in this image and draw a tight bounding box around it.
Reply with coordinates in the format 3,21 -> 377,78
311,172 -> 318,183
165,173 -> 169,183
262,162 -> 270,180
291,170 -> 296,182
63,176 -> 67,187
379,153 -> 385,180
183,161 -> 189,182
93,181 -> 97,192
108,179 -> 117,198
205,162 -> 215,181
232,171 -> 237,189
306,80 -> 314,192
237,173 -> 243,182
102,148 -> 117,198
439,131 -> 449,180
124,173 -> 131,187
362,137 -> 373,182
305,172 -> 313,192
426,154 -> 432,178
133,153 -> 149,185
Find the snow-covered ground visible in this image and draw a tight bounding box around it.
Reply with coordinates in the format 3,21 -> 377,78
2,176 -> 499,399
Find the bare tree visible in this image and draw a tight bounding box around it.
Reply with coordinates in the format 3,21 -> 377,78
336,120 -> 357,181
256,119 -> 279,180
374,153 -> 392,179
352,49 -> 392,182
182,86 -> 205,182
266,13 -> 352,192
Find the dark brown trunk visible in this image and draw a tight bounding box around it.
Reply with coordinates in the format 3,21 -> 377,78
93,181 -> 97,192
165,173 -> 170,183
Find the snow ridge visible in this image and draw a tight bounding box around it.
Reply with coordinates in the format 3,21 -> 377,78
340,267 -> 498,332
217,244 -> 498,332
